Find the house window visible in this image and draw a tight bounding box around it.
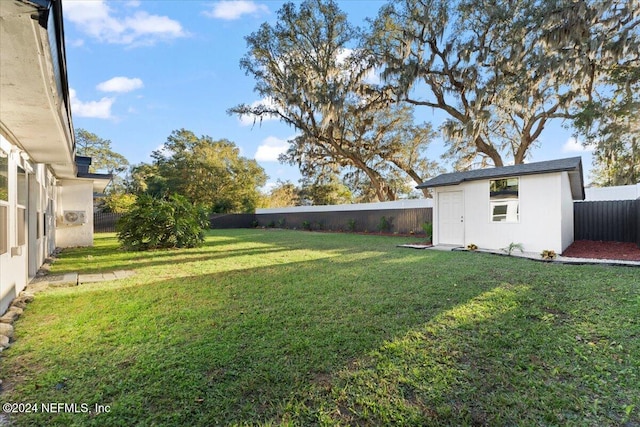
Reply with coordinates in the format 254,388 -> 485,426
0,152 -> 7,202
17,166 -> 27,207
0,152 -> 7,254
0,205 -> 7,255
17,207 -> 26,246
490,178 -> 519,222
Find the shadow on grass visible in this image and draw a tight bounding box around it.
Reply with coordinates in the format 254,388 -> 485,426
4,242 -> 500,426
51,229 -> 402,275
8,231 -> 639,426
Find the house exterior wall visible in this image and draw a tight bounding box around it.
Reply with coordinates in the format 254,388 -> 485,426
1,0 -> 106,315
0,134 -> 95,314
433,172 -> 572,253
55,180 -> 94,248
0,136 -> 28,314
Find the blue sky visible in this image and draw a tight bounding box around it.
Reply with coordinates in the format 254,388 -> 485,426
62,0 -> 595,191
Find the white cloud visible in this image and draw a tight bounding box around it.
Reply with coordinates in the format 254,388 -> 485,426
70,88 -> 114,119
260,181 -> 278,193
203,1 -> 268,20
97,77 -> 144,93
239,98 -> 280,126
563,137 -> 594,153
254,136 -> 290,162
152,144 -> 173,159
62,0 -> 186,46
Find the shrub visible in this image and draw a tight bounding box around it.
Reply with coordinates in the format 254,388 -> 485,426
99,193 -> 137,213
541,249 -> 557,260
502,242 -> 524,256
346,218 -> 357,232
116,194 -> 208,251
422,221 -> 433,242
302,220 -> 311,231
377,216 -> 393,232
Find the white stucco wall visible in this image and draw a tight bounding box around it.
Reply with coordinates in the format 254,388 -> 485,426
559,172 -> 575,252
55,179 -> 94,248
433,172 -> 573,254
0,137 -> 28,313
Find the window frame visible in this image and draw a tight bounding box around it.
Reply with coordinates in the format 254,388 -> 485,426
489,177 -> 520,223
0,149 -> 7,254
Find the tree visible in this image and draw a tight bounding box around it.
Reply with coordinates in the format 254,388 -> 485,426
98,193 -> 137,213
298,176 -> 353,205
230,0 -> 439,201
367,0 -> 640,169
575,65 -> 640,186
75,128 -> 129,174
75,128 -> 129,192
264,180 -> 300,208
138,129 -> 267,213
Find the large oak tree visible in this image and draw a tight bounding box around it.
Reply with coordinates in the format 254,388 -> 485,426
230,0 -> 439,201
367,0 -> 640,169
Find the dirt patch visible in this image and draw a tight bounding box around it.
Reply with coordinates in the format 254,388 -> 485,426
562,240 -> 640,261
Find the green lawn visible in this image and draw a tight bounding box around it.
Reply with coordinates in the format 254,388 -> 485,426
1,229 -> 638,426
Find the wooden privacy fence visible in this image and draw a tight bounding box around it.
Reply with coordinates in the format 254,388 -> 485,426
95,200 -> 640,246
574,200 -> 640,245
93,212 -> 255,232
94,212 -> 122,233
94,208 -> 433,234
255,208 -> 432,234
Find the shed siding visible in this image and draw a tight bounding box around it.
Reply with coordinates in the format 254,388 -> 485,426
560,171 -> 575,252
434,172 -> 569,253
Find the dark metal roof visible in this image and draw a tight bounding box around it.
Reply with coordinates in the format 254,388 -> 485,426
417,157 -> 585,200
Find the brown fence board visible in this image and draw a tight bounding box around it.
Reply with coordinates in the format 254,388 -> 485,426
256,208 -> 432,234
94,212 -> 122,233
94,208 -> 433,235
209,214 -> 256,229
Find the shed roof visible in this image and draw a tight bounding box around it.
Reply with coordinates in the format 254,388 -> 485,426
417,157 -> 585,200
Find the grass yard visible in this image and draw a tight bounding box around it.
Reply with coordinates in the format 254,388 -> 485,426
0,229 -> 638,426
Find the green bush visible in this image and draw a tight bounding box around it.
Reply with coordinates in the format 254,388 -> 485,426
422,221 -> 433,242
377,216 -> 393,232
116,194 -> 208,251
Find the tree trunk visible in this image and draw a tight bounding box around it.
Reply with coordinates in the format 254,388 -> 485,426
475,137 -> 504,167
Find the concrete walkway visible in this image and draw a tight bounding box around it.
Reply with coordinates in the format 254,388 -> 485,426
429,245 -> 640,267
28,270 -> 135,292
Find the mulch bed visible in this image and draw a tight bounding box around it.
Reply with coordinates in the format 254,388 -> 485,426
562,240 -> 640,261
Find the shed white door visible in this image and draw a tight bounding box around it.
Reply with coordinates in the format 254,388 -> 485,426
438,191 -> 464,245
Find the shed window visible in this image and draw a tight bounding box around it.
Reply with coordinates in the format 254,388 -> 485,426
490,178 -> 519,222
